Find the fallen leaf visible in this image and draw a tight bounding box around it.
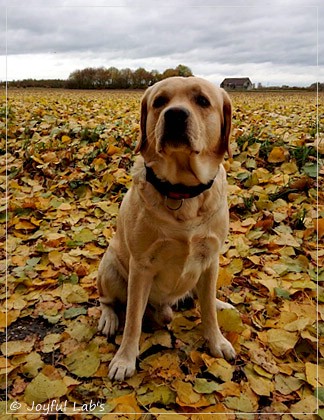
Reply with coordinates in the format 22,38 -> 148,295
63,342 -> 100,377
193,378 -> 219,394
249,348 -> 279,375
315,218 -> 324,238
173,380 -> 203,406
72,227 -> 96,243
20,352 -> 44,378
290,395 -> 318,417
65,319 -> 97,342
60,283 -> 89,304
217,308 -> 244,333
268,146 -> 287,163
274,373 -> 303,395
137,384 -> 176,406
48,250 -> 63,267
40,333 -> 62,353
202,355 -> 235,382
1,338 -> 35,356
139,330 -> 172,354
24,367 -> 67,404
244,364 -> 274,396
111,393 -> 141,415
266,329 -> 299,356
140,352 -> 183,380
305,362 -> 324,387
107,144 -> 122,155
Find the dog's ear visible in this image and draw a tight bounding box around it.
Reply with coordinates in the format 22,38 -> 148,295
135,88 -> 150,154
220,89 -> 232,158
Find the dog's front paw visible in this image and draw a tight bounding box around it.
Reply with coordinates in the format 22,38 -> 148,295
108,354 -> 136,381
209,335 -> 236,361
98,304 -> 119,337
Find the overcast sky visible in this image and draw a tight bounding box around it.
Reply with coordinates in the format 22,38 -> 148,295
1,0 -> 323,87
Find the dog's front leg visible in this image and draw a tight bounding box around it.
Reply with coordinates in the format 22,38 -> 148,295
108,259 -> 152,381
196,261 -> 236,361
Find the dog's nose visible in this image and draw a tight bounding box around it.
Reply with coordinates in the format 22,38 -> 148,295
164,107 -> 190,127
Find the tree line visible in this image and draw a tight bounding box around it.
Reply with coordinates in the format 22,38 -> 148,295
4,64 -> 193,90
66,64 -> 193,89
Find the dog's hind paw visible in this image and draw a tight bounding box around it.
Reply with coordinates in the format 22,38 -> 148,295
154,304 -> 174,326
98,304 -> 119,337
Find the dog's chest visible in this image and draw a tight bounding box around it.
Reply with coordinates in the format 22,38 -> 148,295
148,235 -> 218,304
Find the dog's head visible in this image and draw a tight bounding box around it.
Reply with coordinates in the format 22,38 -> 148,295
136,76 -> 232,184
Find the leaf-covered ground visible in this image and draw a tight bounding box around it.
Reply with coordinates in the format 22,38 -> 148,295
1,88 -> 323,419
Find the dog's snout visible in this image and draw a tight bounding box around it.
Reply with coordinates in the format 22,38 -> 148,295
164,107 -> 190,127
160,106 -> 191,150
160,106 -> 190,147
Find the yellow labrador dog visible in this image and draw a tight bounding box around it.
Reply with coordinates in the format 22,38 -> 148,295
97,76 -> 236,381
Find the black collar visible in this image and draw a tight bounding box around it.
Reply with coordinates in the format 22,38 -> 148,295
145,164 -> 214,200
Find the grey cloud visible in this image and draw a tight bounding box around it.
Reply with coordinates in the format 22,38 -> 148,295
6,5 -> 319,61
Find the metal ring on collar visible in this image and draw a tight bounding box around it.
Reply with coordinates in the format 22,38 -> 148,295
164,197 -> 184,211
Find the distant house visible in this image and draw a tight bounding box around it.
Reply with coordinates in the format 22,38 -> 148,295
221,78 -> 253,91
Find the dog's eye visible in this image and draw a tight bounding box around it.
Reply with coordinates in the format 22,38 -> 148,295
196,95 -> 210,108
153,96 -> 168,108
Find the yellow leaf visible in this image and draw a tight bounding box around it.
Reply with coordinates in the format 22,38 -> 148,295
41,333 -> 62,353
217,267 -> 232,287
224,393 -> 256,412
173,380 -> 201,406
43,151 -> 59,163
61,135 -> 71,143
107,144 -> 122,155
281,161 -> 298,174
244,364 -> 274,396
61,283 -> 89,304
227,258 -> 243,275
290,395 -> 318,416
48,250 -> 63,268
213,381 -> 241,398
58,202 -> 72,211
204,357 -> 235,382
284,317 -> 311,332
274,373 -> 303,395
305,362 -> 324,387
24,368 -> 67,404
1,338 -> 35,356
64,342 -> 100,377
21,352 -> 44,377
217,308 -> 244,333
65,319 -> 96,342
112,393 -> 141,415
139,330 -> 172,354
266,329 -> 298,356
140,352 -> 183,379
149,410 -> 187,419
93,157 -> 108,172
0,309 -> 20,328
315,218 -> 324,238
15,220 -> 37,230
268,146 -> 287,163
